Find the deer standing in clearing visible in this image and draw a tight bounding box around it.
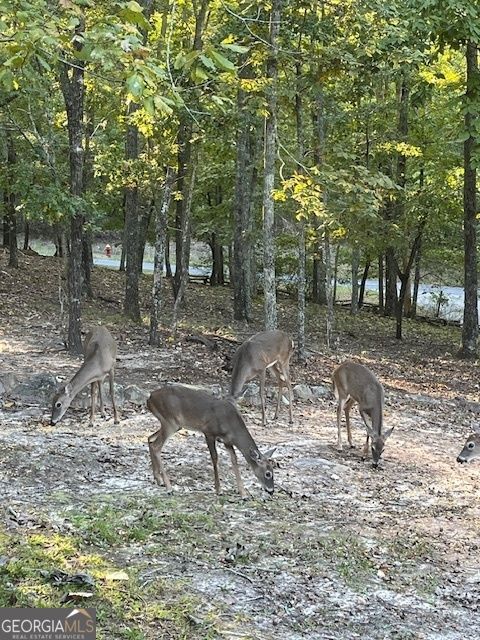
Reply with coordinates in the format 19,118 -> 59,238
147,385 -> 276,497
230,330 -> 294,427
457,427 -> 480,463
332,361 -> 393,466
51,326 -> 119,426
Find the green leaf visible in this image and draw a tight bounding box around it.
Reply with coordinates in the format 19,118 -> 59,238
209,49 -> 236,72
144,95 -> 155,116
220,43 -> 249,54
126,73 -> 145,98
154,95 -> 173,115
199,54 -> 216,71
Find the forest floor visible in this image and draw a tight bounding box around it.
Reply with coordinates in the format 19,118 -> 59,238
1,248 -> 480,640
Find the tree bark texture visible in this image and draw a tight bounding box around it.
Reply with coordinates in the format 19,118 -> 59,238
358,259 -> 371,309
6,130 -> 18,268
149,168 -> 175,346
233,84 -> 255,321
123,104 -> 141,322
461,40 -> 479,358
350,246 -> 360,314
59,22 -> 85,355
262,0 -> 282,331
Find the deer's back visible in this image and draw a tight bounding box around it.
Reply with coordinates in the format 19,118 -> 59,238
149,385 -> 244,439
84,326 -> 117,369
333,361 -> 383,406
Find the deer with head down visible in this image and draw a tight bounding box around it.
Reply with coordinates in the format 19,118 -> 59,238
457,427 -> 480,464
147,385 -> 276,497
230,330 -> 294,427
50,326 -> 119,426
333,360 -> 393,467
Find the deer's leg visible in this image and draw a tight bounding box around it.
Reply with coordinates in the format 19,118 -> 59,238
225,444 -> 246,498
98,380 -> 106,419
205,435 -> 221,495
344,397 -> 356,448
109,369 -> 119,425
89,382 -> 97,426
273,366 -> 284,420
285,362 -> 294,425
359,409 -> 372,459
259,369 -> 267,427
148,423 -> 176,492
337,397 -> 345,451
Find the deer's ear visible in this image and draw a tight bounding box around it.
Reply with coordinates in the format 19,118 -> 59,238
384,427 -> 394,440
263,447 -> 276,460
64,384 -> 72,396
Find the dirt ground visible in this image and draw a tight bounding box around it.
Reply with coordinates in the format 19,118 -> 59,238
1,249 -> 480,639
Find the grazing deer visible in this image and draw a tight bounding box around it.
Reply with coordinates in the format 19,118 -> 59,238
230,330 -> 294,427
332,360 -> 393,466
51,326 -> 119,426
457,427 -> 480,463
147,385 -> 276,497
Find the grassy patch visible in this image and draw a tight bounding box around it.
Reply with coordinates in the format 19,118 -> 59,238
0,525 -> 218,640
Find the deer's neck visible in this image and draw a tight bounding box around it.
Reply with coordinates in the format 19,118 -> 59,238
233,422 -> 260,464
68,356 -> 102,397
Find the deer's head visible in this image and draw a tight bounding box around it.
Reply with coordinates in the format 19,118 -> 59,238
249,447 -> 276,493
367,427 -> 394,467
50,385 -> 73,425
457,429 -> 480,464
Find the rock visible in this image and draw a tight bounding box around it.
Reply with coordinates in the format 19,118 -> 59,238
124,385 -> 149,406
0,372 -> 21,395
293,384 -> 313,401
11,373 -> 57,404
311,384 -> 331,399
71,382 -> 125,409
237,383 -> 261,407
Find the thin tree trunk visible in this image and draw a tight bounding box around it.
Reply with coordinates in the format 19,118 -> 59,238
6,130 -> 18,268
172,158 -> 196,334
23,220 -> 30,250
358,259 -> 371,309
350,246 -> 360,314
82,106 -> 94,298
378,254 -> 384,312
165,227 -> 172,278
333,244 -> 339,303
174,118 -> 192,299
149,168 -> 175,346
209,233 -> 224,286
461,40 -> 479,358
295,59 -> 306,363
325,231 -> 334,349
124,104 -> 141,322
59,19 -> 85,355
82,232 -> 93,298
233,83 -> 254,321
312,247 -> 327,304
263,0 -> 282,331
410,240 -> 421,318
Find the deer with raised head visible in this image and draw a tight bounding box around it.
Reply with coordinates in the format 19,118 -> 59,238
457,427 -> 480,464
51,326 -> 119,426
332,360 -> 393,467
230,330 -> 294,427
147,385 -> 276,497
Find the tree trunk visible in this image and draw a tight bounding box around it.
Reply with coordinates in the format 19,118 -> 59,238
209,233 -> 224,286
173,118 -> 192,299
350,245 -> 360,314
410,239 -> 421,318
149,168 -> 175,346
172,157 -> 196,333
378,254 -> 384,312
295,59 -> 307,362
233,83 -> 255,321
312,247 -> 327,304
358,259 -> 371,309
6,130 -> 18,268
325,231 -> 335,349
165,227 -> 172,278
461,40 -> 479,358
59,20 -> 85,355
333,244 -> 339,303
384,247 -> 398,315
23,220 -> 30,251
123,104 -> 141,322
263,0 -> 282,331
395,227 -> 424,339
81,232 -> 93,298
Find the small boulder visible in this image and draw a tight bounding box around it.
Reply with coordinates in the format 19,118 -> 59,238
237,383 -> 261,407
124,385 -> 149,406
11,374 -> 57,404
311,384 -> 331,399
293,384 -> 314,401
